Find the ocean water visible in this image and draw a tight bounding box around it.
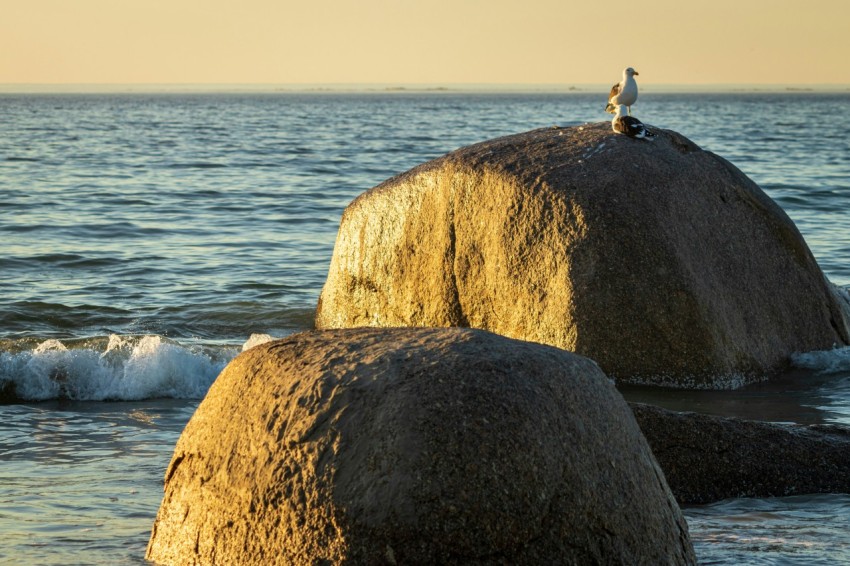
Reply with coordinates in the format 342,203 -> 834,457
1,91 -> 850,564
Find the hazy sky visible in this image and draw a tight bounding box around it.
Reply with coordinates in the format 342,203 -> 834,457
2,0 -> 848,86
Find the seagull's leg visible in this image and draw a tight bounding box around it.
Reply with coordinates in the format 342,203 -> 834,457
628,106 -> 632,116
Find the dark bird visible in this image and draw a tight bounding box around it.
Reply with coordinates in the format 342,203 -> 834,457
611,105 -> 655,140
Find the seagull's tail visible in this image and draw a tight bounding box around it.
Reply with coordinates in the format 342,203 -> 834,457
604,103 -> 617,114
641,128 -> 657,141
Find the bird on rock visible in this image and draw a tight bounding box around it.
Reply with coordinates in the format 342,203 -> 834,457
605,67 -> 639,116
611,105 -> 655,140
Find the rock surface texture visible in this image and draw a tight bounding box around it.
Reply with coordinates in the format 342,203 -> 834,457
146,327 -> 695,565
315,123 -> 849,387
631,402 -> 850,504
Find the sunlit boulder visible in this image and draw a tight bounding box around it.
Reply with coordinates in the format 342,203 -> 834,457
316,123 -> 849,388
147,327 -> 695,565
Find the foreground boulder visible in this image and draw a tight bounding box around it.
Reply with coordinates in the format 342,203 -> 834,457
147,328 -> 695,565
316,123 -> 849,387
632,403 -> 850,504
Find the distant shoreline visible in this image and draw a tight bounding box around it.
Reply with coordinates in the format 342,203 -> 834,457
1,83 -> 849,95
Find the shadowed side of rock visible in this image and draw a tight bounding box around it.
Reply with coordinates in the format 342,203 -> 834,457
146,328 -> 695,565
631,403 -> 850,504
316,123 -> 849,388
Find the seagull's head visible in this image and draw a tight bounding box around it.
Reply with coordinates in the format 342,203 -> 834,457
625,67 -> 639,77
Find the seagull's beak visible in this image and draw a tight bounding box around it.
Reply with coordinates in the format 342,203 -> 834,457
634,71 -> 639,76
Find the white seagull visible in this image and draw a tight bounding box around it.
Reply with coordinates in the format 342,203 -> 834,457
611,105 -> 655,140
605,67 -> 639,115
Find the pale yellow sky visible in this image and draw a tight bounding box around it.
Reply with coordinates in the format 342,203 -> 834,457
1,0 -> 848,86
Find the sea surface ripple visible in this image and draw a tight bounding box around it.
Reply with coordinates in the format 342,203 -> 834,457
1,92 -> 849,565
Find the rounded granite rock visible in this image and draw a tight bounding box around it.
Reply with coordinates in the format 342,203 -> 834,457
315,123 -> 849,387
630,402 -> 850,504
146,327 -> 695,565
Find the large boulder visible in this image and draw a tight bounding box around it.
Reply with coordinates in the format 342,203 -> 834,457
147,327 -> 695,565
315,123 -> 849,388
631,402 -> 850,504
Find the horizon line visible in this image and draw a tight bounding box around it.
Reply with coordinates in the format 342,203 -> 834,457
2,82 -> 849,95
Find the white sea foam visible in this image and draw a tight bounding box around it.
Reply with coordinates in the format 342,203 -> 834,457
832,282 -> 850,306
792,346 -> 850,375
618,371 -> 764,391
0,334 -> 257,401
241,333 -> 275,351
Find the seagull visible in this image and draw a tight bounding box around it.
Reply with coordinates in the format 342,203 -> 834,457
605,67 -> 639,116
611,105 -> 655,140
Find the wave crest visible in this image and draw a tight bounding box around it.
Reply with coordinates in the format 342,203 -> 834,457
792,345 -> 850,375
0,334 -> 253,401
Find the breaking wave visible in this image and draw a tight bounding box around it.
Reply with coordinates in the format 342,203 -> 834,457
0,333 -> 276,402
792,345 -> 850,375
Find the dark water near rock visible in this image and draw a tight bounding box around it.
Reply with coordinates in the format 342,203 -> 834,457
1,91 -> 849,563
